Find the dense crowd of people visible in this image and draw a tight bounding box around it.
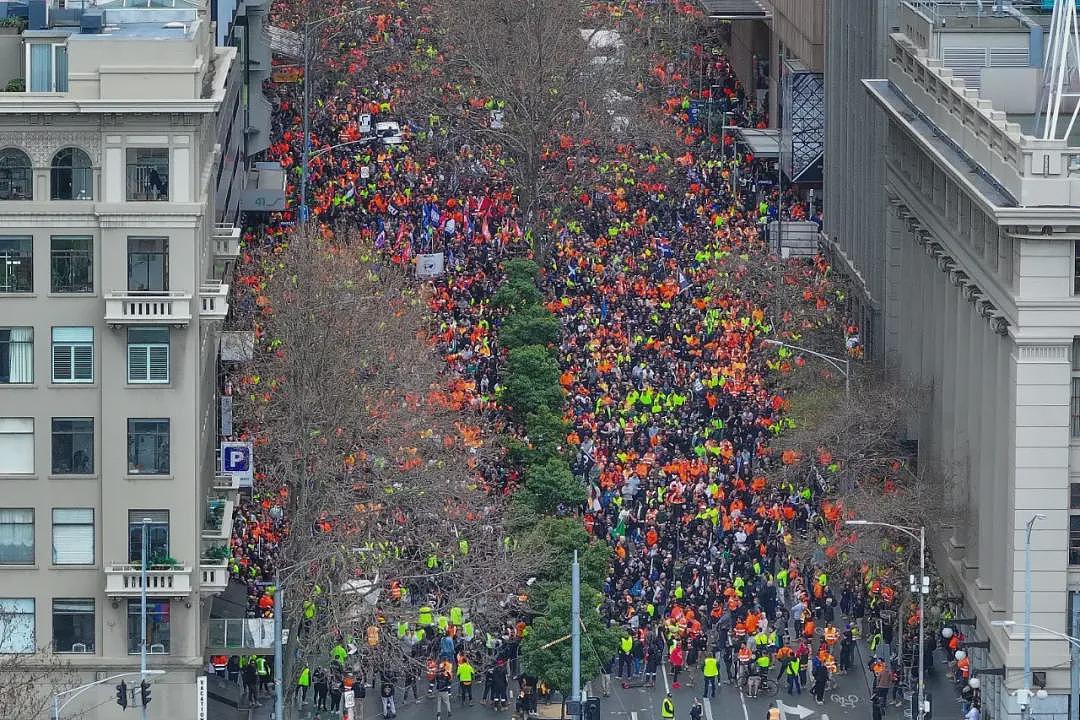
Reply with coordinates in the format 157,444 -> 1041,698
215,0 -> 971,717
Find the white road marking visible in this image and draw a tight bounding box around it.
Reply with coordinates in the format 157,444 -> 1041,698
631,712 -> 638,720
662,666 -> 670,695
704,696 -> 716,720
739,688 -> 750,720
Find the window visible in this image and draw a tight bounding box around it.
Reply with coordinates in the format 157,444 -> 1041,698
0,418 -> 34,474
0,328 -> 33,384
127,327 -> 169,384
125,148 -> 169,201
127,237 -> 168,292
0,150 -> 32,201
1071,515 -> 1080,565
0,509 -> 33,565
51,327 -> 93,383
127,600 -> 170,654
53,599 -> 93,653
1072,482 -> 1080,510
0,236 -> 32,292
50,236 -> 93,293
52,508 -> 93,564
50,148 -> 91,201
1075,240 -> 1080,294
0,599 -> 35,653
127,419 -> 169,475
27,43 -> 66,92
127,510 -> 168,563
51,419 -> 93,475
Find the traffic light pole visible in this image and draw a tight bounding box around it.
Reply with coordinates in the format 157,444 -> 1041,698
52,670 -> 164,719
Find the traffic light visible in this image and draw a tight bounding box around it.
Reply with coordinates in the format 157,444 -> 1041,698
116,680 -> 128,710
585,697 -> 601,720
140,680 -> 151,706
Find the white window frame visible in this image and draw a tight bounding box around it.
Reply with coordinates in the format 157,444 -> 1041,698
0,418 -> 34,475
0,598 -> 35,653
0,509 -> 34,565
51,327 -> 93,384
127,343 -> 169,384
52,508 -> 93,565
24,43 -> 68,93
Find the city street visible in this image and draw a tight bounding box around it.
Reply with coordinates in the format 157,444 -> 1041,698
257,639 -> 944,720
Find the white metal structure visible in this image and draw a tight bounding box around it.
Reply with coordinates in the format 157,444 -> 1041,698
1040,0 -> 1080,140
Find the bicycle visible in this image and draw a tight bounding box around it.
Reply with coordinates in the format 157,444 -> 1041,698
739,673 -> 780,697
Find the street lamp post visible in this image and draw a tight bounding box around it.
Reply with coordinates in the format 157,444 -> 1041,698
298,6 -> 370,222
53,670 -> 165,720
847,520 -> 927,720
761,338 -> 851,398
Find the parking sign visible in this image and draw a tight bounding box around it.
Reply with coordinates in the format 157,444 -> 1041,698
220,442 -> 254,487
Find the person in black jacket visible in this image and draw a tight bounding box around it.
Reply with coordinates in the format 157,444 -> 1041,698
242,660 -> 260,708
490,659 -> 509,710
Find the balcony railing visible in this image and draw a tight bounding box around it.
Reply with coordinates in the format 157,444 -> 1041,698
199,559 -> 230,595
213,472 -> 241,491
206,618 -> 277,650
104,563 -> 193,597
202,498 -> 234,541
200,282 -> 230,320
126,163 -> 169,201
213,224 -> 241,260
104,290 -> 193,327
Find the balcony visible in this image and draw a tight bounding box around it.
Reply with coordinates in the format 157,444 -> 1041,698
206,618 -> 278,652
213,224 -> 242,260
104,563 -> 193,598
200,282 -> 230,321
105,290 -> 192,327
199,559 -> 230,595
213,472 -> 242,491
201,498 -> 234,541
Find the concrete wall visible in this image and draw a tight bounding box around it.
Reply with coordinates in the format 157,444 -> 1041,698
765,0 -> 825,72
823,0 -> 893,361
0,32 -> 23,87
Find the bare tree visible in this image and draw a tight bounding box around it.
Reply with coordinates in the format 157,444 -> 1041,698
233,228 -> 540,686
424,0 -> 640,245
0,637 -> 83,720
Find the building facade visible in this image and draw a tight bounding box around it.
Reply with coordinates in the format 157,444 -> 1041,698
849,2 -> 1080,718
0,4 -> 242,717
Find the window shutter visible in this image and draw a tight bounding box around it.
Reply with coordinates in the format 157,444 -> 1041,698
52,344 -> 73,382
53,516 -> 93,565
72,344 -> 93,382
128,345 -> 148,383
148,345 -> 169,382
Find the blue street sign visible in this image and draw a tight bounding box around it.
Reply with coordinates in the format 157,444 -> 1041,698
221,442 -> 254,487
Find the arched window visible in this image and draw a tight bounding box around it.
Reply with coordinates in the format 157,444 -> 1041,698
51,147 -> 92,200
0,149 -> 32,201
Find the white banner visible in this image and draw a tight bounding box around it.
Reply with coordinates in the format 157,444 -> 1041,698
196,676 -> 207,720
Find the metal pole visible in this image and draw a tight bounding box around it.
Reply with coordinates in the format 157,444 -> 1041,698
141,518 -> 149,720
844,353 -> 850,400
1023,516 -> 1040,718
275,575 -> 284,720
917,526 -> 926,720
299,24 -> 311,223
571,551 -> 581,711
54,693 -> 59,720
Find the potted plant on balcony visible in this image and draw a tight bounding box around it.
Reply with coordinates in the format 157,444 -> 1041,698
0,17 -> 28,34
201,545 -> 231,563
149,552 -> 181,570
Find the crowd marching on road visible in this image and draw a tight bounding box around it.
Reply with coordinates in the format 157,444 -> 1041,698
218,1 -> 970,720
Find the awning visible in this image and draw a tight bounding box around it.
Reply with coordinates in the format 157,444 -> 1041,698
733,128 -> 780,158
698,0 -> 770,19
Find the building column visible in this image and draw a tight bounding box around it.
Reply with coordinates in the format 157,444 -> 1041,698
1008,342 -> 1071,700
